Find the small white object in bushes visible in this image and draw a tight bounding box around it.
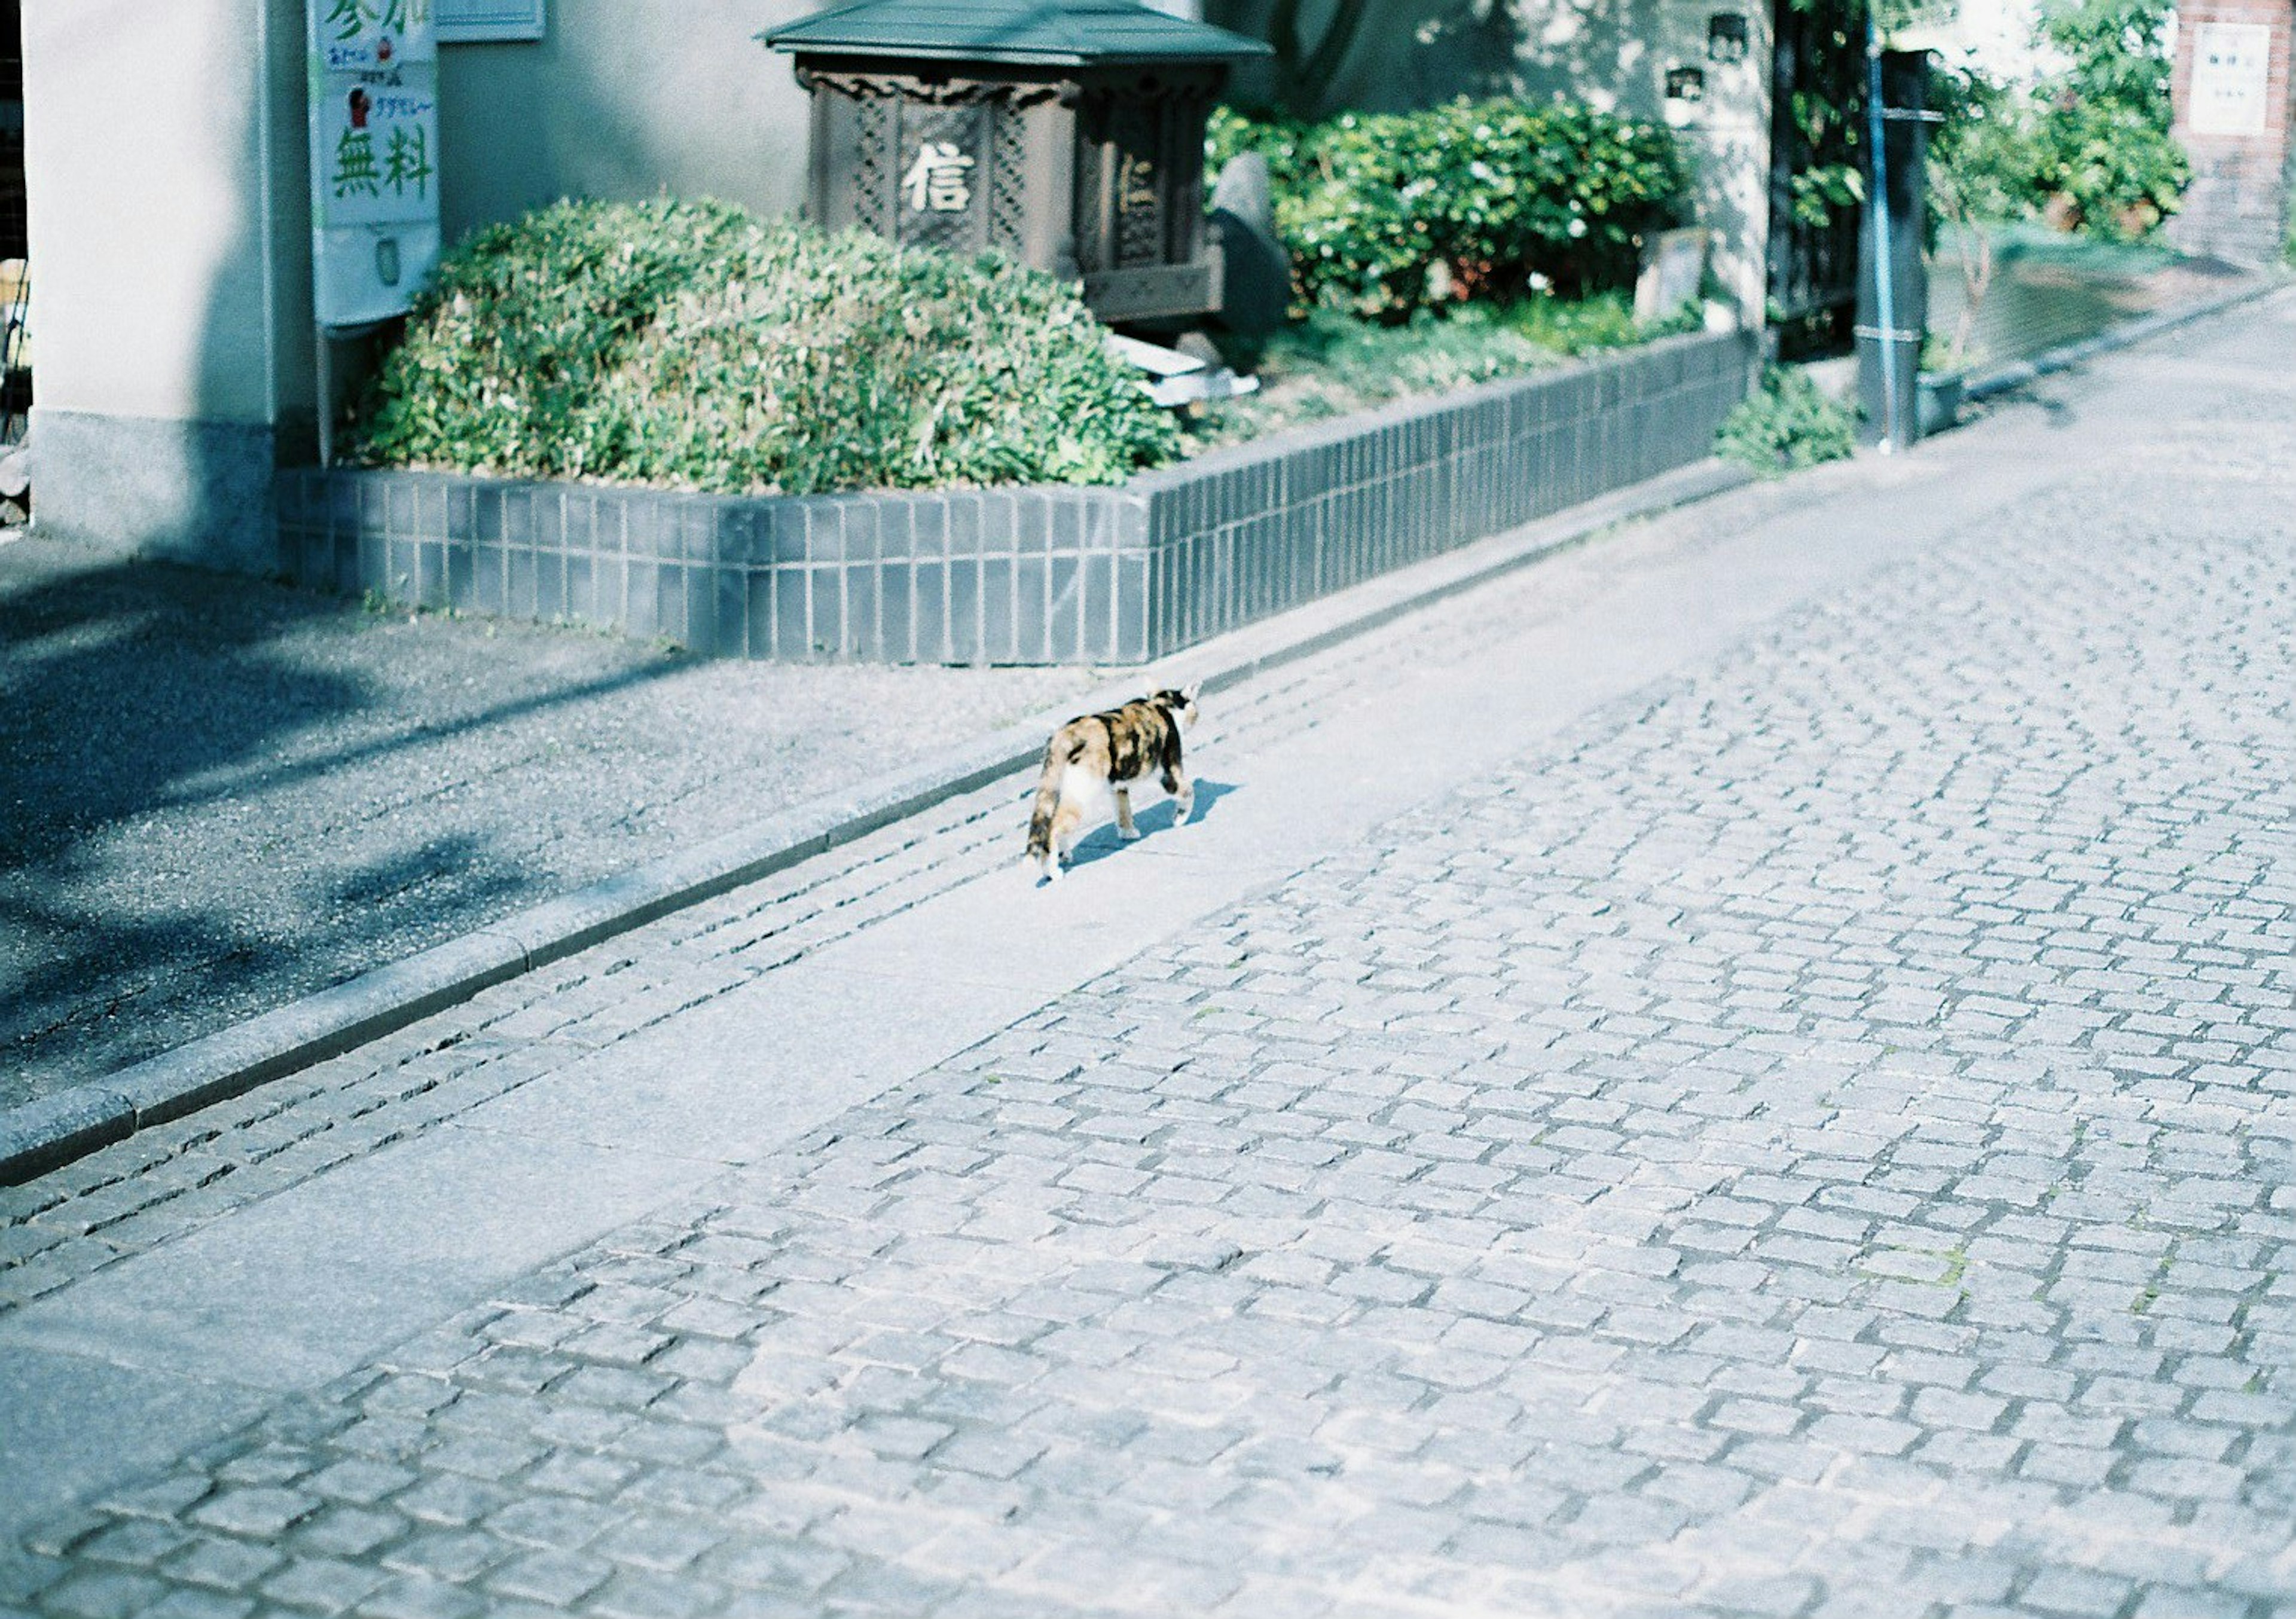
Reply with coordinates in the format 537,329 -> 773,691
1107,332 -> 1261,409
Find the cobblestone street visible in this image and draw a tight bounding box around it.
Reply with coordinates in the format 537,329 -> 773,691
3,299 -> 2294,1618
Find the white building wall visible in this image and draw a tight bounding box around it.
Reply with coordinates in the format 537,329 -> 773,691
23,0 -> 823,564
25,0 -> 315,565
436,0 -> 818,244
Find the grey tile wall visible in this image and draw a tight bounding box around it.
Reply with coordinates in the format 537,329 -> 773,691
274,329 -> 1757,665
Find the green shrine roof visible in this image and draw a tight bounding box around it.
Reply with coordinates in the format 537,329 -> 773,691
764,0 -> 1271,66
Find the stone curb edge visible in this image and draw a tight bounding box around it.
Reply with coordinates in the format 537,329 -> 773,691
0,456 -> 1754,1186
1964,270 -> 2291,403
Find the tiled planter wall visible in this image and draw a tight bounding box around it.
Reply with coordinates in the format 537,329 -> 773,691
276,328 -> 1757,665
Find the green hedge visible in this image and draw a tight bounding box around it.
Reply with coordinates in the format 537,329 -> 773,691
352,198 -> 1178,494
1210,99 -> 1690,322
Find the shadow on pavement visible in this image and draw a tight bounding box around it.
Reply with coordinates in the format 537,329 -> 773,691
1063,778 -> 1236,868
0,543 -> 686,1108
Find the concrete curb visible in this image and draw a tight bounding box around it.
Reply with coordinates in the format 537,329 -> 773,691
1,456 -> 1753,1186
1964,271 -> 2290,403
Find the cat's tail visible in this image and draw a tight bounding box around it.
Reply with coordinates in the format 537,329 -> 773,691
1024,735 -> 1080,879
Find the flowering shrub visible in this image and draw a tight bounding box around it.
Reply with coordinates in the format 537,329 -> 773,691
1209,99 -> 1689,322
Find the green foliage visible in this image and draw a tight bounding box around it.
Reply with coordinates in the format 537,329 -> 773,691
1715,367 -> 1858,476
1210,308 -> 1565,436
1209,99 -> 1690,322
2022,0 -> 2188,237
1923,0 -> 2185,245
1773,0 -> 1870,240
352,198 -> 1177,494
1780,0 -> 2184,263
2030,99 -> 2187,234
2037,0 -> 2174,108
1927,58 -> 2035,233
1500,287 -> 1701,353
1190,297 -> 1698,450
1782,90 -> 1864,233
1923,59 -> 2023,371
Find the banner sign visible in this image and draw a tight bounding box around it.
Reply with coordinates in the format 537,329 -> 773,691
307,0 -> 442,328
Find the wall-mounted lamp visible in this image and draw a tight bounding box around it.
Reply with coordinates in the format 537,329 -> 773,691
1665,65 -> 1707,102
1707,12 -> 1749,62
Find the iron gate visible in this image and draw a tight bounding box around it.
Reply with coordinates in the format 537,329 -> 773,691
1767,0 -> 1866,352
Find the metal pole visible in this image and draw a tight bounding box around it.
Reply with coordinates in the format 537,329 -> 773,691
1864,13 -> 1900,452
316,326 -> 334,469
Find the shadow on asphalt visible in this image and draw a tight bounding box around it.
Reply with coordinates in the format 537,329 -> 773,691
0,547 -> 687,1104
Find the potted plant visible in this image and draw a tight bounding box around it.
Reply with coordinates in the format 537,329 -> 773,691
1918,57 -> 2027,434
1918,191 -> 1990,433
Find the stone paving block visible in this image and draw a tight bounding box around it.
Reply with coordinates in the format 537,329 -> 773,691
184,1489 -> 319,1541
483,1548 -> 614,1606
135,1587 -> 258,1619
375,1526 -> 502,1586
257,1554 -> 390,1615
72,1519 -> 193,1572
14,318 -> 2296,1617
350,1571 -> 486,1619
290,1507 -> 407,1561
162,1534 -> 282,1592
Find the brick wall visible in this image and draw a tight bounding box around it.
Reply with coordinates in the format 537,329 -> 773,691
2170,0 -> 2295,264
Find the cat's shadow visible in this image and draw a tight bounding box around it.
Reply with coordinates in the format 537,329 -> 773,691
1065,778 -> 1235,868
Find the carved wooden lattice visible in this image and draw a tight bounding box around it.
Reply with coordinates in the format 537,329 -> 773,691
1110,100 -> 1164,268
853,94 -> 891,236
990,106 -> 1027,258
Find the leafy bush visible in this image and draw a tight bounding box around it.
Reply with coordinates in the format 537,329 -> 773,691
1715,368 -> 1858,475
1190,307 -> 1562,446
2022,0 -> 2187,237
353,198 -> 1178,494
1922,0 -> 2184,246
1928,58 -> 2038,233
1190,296 -> 1700,451
1209,99 -> 1689,322
1500,287 -> 1701,353
1923,59 -> 2026,371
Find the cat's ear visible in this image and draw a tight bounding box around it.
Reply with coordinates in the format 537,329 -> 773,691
1180,680 -> 1201,704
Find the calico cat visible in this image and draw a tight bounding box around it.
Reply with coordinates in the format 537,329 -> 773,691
1025,683 -> 1201,883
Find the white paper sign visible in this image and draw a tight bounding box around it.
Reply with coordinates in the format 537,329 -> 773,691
2190,22 -> 2274,138
438,0 -> 545,42
308,0 -> 442,327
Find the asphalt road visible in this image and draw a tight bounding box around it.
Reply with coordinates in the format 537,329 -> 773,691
0,546 -> 1097,1107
